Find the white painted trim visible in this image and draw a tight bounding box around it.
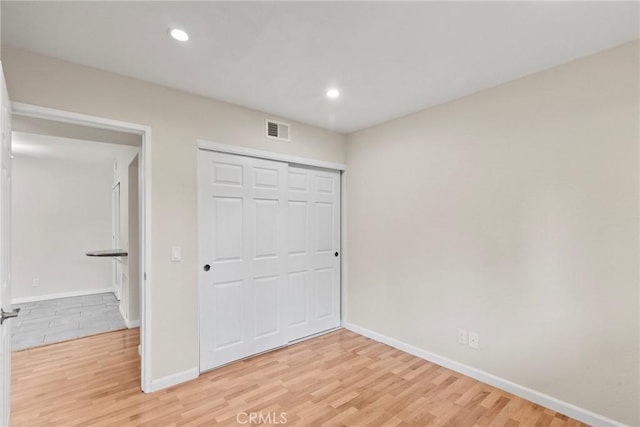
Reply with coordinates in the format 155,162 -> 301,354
12,288 -> 112,304
141,128 -> 152,393
340,170 -> 347,324
126,319 -> 141,329
11,103 -> 149,134
196,150 -> 203,373
343,322 -> 624,427
116,296 -> 140,329
11,102 -> 153,393
147,368 -> 199,393
197,139 -> 347,171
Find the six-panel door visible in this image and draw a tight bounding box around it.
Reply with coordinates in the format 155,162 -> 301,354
198,151 -> 289,371
285,166 -> 341,342
198,150 -> 341,371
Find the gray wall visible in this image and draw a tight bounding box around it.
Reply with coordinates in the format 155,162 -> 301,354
346,41 -> 639,425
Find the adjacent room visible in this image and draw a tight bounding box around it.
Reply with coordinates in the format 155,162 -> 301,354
9,117 -> 142,351
0,1 -> 638,426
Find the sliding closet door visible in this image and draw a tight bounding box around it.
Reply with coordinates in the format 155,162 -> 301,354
285,166 -> 341,342
198,150 -> 288,371
198,149 -> 342,371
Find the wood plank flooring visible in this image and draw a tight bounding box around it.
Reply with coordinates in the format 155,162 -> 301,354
11,328 -> 587,426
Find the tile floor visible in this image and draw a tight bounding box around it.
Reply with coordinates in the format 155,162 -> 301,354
11,292 -> 127,351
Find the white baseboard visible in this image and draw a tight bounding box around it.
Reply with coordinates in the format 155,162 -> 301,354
147,367 -> 199,393
12,288 -> 113,304
343,322 -> 623,427
117,301 -> 140,329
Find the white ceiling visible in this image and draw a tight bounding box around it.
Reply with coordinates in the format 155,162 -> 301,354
12,132 -> 133,165
2,1 -> 638,133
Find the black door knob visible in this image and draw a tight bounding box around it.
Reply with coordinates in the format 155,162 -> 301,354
203,264 -> 211,272
334,252 -> 339,257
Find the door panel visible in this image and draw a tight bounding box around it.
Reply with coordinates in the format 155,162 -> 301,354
212,280 -> 243,349
287,171 -> 308,191
315,202 -> 334,253
287,201 -> 308,255
213,197 -> 243,262
252,275 -> 279,338
287,271 -> 308,327
285,166 -> 341,342
199,151 -> 287,371
315,267 -> 335,319
254,200 -> 278,258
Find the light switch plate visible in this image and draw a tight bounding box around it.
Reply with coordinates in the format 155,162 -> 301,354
171,246 -> 181,262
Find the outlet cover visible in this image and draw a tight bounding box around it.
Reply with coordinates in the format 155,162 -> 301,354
469,331 -> 479,349
457,328 -> 468,345
33,278 -> 40,287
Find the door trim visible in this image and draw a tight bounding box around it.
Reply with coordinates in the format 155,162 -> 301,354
196,140 -> 347,171
11,102 -> 153,393
112,182 -> 121,300
196,140 -> 348,370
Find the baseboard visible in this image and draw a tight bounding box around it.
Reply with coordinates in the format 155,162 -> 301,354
12,288 -> 113,304
116,304 -> 140,329
343,322 -> 623,427
147,367 -> 199,393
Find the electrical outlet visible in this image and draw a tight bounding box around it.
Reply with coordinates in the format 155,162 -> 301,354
33,278 -> 39,287
457,328 -> 468,345
469,331 -> 479,349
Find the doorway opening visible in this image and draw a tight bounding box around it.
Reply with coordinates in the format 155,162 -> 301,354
10,103 -> 152,392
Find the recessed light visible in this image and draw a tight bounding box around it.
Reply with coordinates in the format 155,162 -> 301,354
169,28 -> 189,42
326,88 -> 340,99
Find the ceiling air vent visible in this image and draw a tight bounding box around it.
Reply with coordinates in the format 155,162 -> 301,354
266,119 -> 290,142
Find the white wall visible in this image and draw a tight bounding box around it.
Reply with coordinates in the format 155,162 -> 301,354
0,46 -> 348,381
12,155 -> 113,300
346,41 -> 639,425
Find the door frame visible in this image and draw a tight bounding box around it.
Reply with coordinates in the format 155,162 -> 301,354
112,181 -> 121,300
196,139 -> 348,367
11,102 -> 153,393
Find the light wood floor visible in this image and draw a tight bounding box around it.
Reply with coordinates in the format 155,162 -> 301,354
12,328 -> 587,426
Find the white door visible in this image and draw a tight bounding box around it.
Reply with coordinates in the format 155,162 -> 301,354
0,62 -> 15,426
199,151 -> 288,371
285,166 -> 341,341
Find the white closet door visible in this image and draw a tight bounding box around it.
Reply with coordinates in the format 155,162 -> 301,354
285,166 -> 341,341
199,151 -> 288,371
